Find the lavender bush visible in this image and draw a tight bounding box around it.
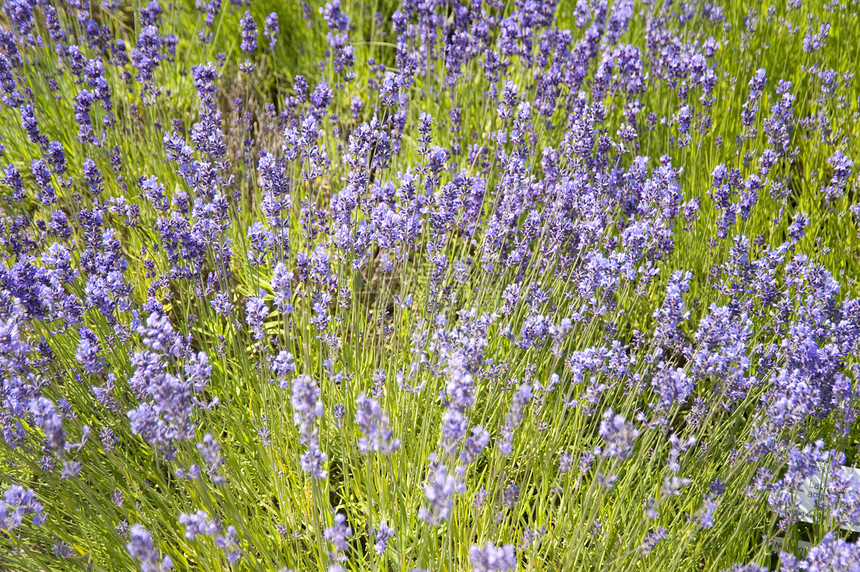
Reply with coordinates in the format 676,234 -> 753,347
0,0 -> 859,570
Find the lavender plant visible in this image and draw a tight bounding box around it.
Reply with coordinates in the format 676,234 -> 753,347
0,0 -> 859,570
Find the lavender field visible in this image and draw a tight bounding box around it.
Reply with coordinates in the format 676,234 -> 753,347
1,0 -> 859,570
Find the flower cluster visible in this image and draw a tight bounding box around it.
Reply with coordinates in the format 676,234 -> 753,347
292,374 -> 327,478
0,0 -> 858,570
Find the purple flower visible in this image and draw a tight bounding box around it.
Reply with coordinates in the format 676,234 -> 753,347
598,473 -> 619,489
0,485 -> 46,530
779,532 -> 860,571
185,352 -> 211,392
418,464 -> 464,526
498,81 -> 519,119
54,541 -> 73,559
245,293 -> 269,341
264,13 -> 279,51
292,375 -> 327,478
696,499 -> 717,528
598,409 -> 639,460
29,397 -> 65,454
310,82 -> 334,112
324,513 -> 351,552
20,104 -> 47,148
47,141 -> 67,175
76,327 -> 105,375
292,375 -> 323,432
196,433 -> 226,484
179,510 -> 219,540
822,150 -> 854,202
247,222 -> 272,266
214,525 -> 241,563
321,0 -> 350,32
4,163 -> 25,202
503,483 -> 520,508
240,12 -> 258,54
140,176 -> 168,212
371,520 -> 395,555
210,292 -> 235,317
272,350 -> 296,383
652,270 -> 692,352
803,22 -> 830,53
130,25 -> 168,97
272,263 -> 293,313
639,527 -> 667,556
662,475 -> 691,497
125,346 -> 207,448
651,366 -> 693,411
440,409 -> 468,455
326,31 -> 354,75
126,524 -> 173,571
140,1 -> 162,27
469,542 -> 516,572
350,96 -> 363,119
30,159 -> 56,205
127,374 -> 195,446
460,426 -> 490,465
137,311 -> 184,357
504,384 -> 532,429
82,158 -> 104,195
354,393 -> 400,454
445,353 -> 475,411
61,460 -> 82,480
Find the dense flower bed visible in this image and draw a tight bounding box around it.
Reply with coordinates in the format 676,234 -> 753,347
0,0 -> 859,570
